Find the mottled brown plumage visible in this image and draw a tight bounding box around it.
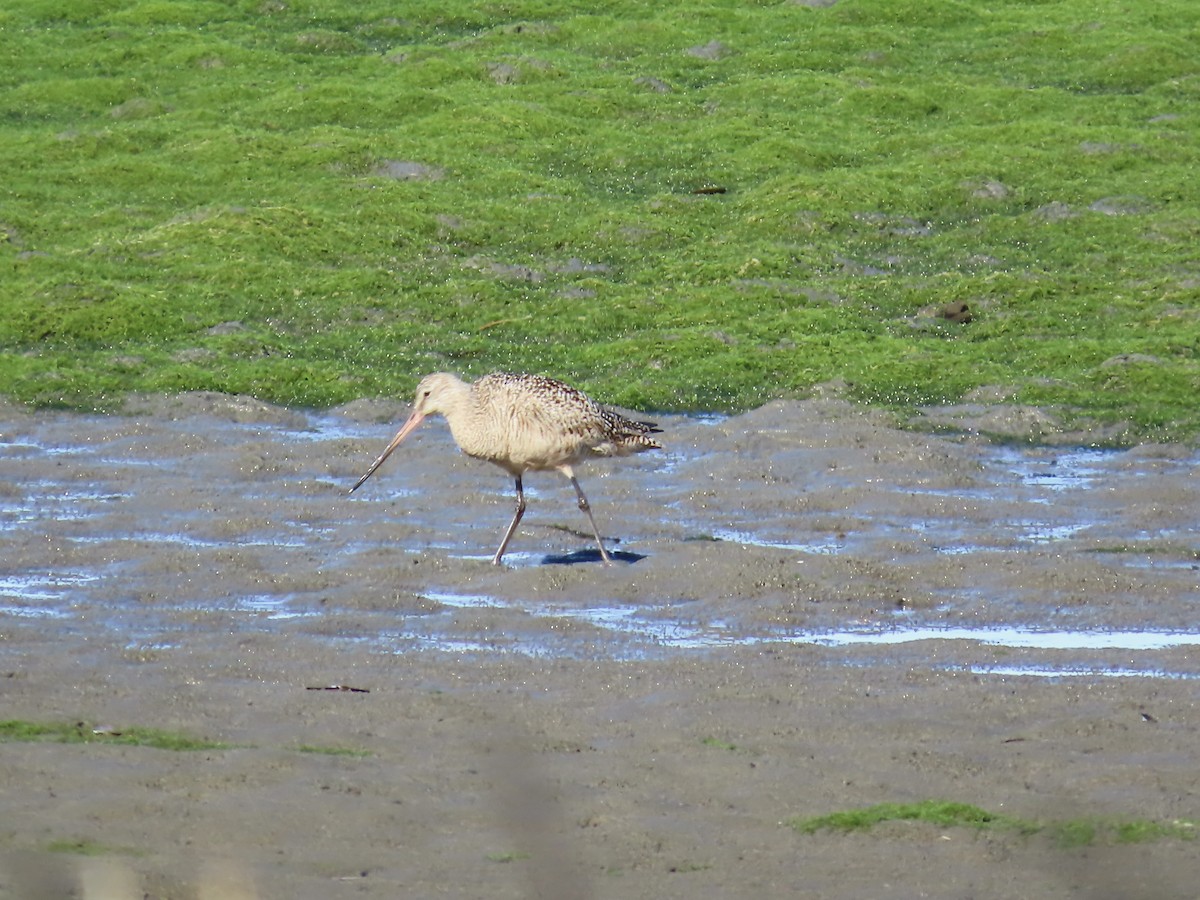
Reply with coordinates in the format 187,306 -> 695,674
350,372 -> 662,565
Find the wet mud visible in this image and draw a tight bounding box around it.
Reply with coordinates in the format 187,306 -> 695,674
1,393 -> 1198,898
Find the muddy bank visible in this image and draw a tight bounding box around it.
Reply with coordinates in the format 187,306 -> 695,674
1,394 -> 1198,898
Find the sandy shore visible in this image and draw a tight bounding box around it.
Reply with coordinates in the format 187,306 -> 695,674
1,393 -> 1198,898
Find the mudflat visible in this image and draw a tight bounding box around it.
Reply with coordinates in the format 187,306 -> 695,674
1,394 -> 1198,899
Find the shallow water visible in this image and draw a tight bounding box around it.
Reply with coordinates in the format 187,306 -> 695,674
1,402 -> 1197,678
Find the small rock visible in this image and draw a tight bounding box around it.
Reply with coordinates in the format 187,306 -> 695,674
966,179 -> 1010,200
710,330 -> 738,346
854,211 -> 932,237
634,76 -> 673,93
206,321 -> 246,336
486,62 -> 520,84
373,160 -> 444,181
835,255 -> 889,276
549,258 -> 609,275
558,286 -> 597,300
686,40 -> 730,60
463,256 -> 543,283
1089,196 -> 1155,216
172,348 -> 216,364
110,97 -> 167,120
1031,201 -> 1076,222
1100,353 -> 1162,368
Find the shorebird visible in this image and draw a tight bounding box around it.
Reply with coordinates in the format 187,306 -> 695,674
349,372 -> 663,565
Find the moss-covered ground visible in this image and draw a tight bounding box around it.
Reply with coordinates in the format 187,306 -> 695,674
2,0 -> 1198,439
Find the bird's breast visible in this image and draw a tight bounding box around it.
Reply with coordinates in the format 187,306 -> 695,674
448,409 -> 590,473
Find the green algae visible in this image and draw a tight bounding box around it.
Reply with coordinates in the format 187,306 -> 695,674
1,0 -> 1197,439
0,719 -> 230,751
792,800 -> 1198,847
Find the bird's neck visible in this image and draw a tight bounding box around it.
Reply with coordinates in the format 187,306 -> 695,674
436,381 -> 485,453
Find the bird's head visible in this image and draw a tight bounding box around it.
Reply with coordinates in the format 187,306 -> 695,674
411,372 -> 468,418
348,372 -> 468,494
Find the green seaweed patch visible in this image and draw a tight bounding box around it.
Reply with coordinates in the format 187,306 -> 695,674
795,800 -> 1020,834
0,719 -> 231,751
792,800 -> 1198,847
2,0 -> 1199,440
294,744 -> 373,757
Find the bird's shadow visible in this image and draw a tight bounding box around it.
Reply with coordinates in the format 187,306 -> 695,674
540,548 -> 646,566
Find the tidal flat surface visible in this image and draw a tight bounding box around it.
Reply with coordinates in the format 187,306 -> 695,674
1,394 -> 1198,900
2,393 -> 1197,678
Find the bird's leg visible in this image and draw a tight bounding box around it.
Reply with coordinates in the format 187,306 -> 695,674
568,474 -> 611,564
492,475 -> 526,566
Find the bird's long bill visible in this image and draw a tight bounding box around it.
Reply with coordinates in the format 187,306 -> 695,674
348,410 -> 425,494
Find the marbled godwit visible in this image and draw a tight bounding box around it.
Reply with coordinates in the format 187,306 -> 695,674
349,372 -> 663,565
